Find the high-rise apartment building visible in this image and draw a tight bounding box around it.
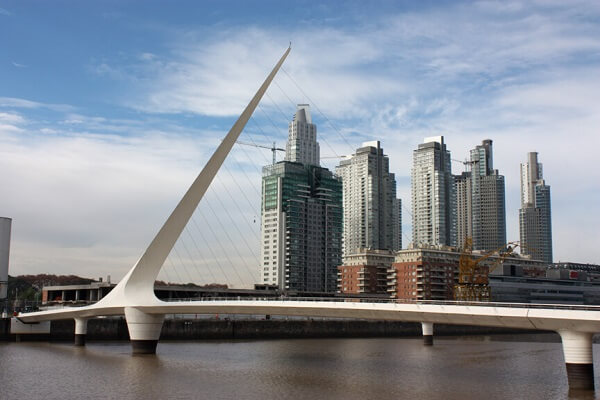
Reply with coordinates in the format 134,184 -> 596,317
455,140 -> 506,251
519,152 -> 553,263
336,141 -> 401,257
260,105 -> 342,293
411,136 -> 456,247
395,198 -> 402,251
455,172 -> 472,248
284,104 -> 320,166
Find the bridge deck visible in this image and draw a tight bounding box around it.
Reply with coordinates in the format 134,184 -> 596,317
17,298 -> 600,333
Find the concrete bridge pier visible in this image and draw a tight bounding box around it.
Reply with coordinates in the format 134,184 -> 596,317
74,317 -> 88,346
422,322 -> 434,346
125,307 -> 164,354
558,330 -> 595,390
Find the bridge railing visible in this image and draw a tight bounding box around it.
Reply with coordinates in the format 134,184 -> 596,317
162,296 -> 600,311
18,296 -> 600,315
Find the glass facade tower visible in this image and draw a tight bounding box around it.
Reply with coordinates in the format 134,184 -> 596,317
259,105 -> 342,292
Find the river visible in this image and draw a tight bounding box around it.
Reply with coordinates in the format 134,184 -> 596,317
1,334 -> 598,399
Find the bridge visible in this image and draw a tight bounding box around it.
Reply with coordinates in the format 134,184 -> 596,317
14,46 -> 600,391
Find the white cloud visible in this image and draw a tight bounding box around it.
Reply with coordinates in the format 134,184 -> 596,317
0,97 -> 75,112
139,52 -> 157,61
0,123 -> 23,134
3,0 -> 600,285
0,116 -> 263,285
105,26 -> 403,118
0,112 -> 25,124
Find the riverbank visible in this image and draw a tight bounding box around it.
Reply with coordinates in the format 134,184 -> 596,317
0,317 -> 544,342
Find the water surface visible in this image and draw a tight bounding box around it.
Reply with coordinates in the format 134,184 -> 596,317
1,335 -> 598,399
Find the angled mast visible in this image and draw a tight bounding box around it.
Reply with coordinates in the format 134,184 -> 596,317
103,46 -> 291,301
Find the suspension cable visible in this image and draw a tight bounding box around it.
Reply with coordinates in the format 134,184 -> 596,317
190,214 -> 234,284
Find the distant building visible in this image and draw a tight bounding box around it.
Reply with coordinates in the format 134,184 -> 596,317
553,262 -> 600,282
337,248 -> 395,295
0,217 -> 10,301
388,245 -> 546,301
42,280 -> 114,304
490,266 -> 600,305
454,172 -> 472,248
336,141 -> 401,257
519,152 -> 553,263
259,105 -> 342,293
388,246 -> 458,301
284,104 -> 320,166
395,198 -> 402,251
41,283 -> 287,305
455,140 -> 506,251
411,136 -> 456,247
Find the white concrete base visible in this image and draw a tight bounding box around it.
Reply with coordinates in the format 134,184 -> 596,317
74,317 -> 88,346
10,318 -> 50,334
125,307 -> 164,354
422,322 -> 434,346
558,330 -> 595,390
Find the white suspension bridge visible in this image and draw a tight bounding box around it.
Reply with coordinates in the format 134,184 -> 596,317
14,46 -> 600,391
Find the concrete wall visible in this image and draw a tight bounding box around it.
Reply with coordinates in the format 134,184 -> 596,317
0,317 -> 536,342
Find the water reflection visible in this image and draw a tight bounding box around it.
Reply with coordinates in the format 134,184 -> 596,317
1,335 -> 599,400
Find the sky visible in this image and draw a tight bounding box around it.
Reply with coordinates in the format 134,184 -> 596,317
1,0 -> 599,287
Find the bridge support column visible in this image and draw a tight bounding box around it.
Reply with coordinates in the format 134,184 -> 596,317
558,330 -> 595,390
422,322 -> 433,346
74,317 -> 88,346
125,307 -> 164,355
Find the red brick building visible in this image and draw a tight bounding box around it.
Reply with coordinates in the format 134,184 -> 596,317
388,246 -> 546,300
388,247 -> 458,300
338,249 -> 395,294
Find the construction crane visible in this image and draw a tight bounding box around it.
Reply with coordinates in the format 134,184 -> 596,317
454,238 -> 522,301
236,140 -> 285,165
451,158 -> 479,173
320,155 -> 345,159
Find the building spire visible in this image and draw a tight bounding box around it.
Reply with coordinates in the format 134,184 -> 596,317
285,104 -> 320,166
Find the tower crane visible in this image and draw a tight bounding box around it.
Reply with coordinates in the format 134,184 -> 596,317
454,237 -> 522,301
451,158 -> 479,173
236,140 -> 285,165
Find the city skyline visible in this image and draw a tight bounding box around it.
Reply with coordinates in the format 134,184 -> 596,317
1,1 -> 599,283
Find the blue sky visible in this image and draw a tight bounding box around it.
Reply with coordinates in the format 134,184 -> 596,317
1,1 -> 599,286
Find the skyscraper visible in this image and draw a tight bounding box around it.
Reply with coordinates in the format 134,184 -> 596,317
519,152 -> 553,263
411,136 -> 456,247
455,140 -> 506,251
455,172 -> 472,248
260,105 -> 342,292
336,141 -> 401,257
284,104 -> 320,166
